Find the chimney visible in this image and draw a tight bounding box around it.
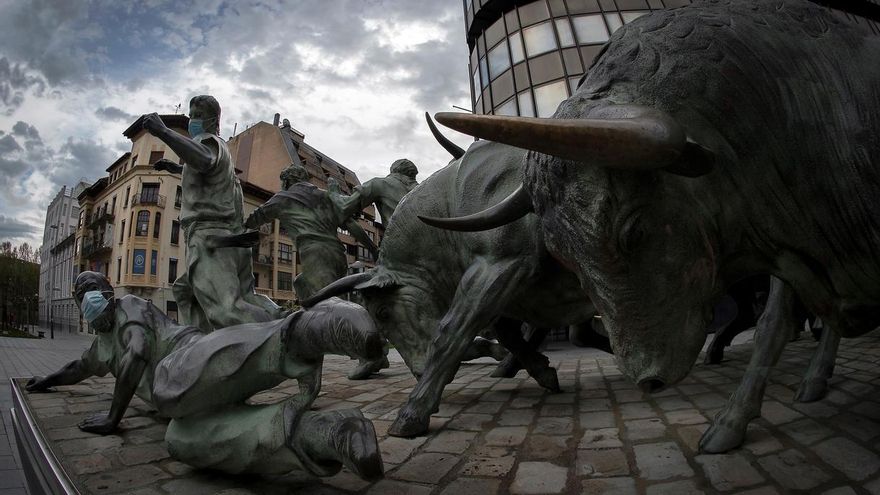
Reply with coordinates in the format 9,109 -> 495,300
273,113 -> 281,126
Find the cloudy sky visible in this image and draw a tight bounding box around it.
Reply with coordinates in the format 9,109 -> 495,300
0,0 -> 475,248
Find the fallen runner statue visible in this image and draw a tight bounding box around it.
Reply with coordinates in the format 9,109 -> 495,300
26,272 -> 384,480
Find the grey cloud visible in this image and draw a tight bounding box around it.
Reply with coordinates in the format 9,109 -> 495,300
95,106 -> 137,122
0,215 -> 39,239
0,135 -> 21,154
0,57 -> 47,114
12,121 -> 41,141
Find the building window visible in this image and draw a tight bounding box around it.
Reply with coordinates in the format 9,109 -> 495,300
253,272 -> 260,288
128,212 -> 134,237
278,271 -> 293,291
572,14 -> 609,44
534,80 -> 568,117
149,151 -> 164,164
153,212 -> 161,238
111,196 -> 117,213
278,243 -> 292,264
141,183 -> 160,204
357,246 -> 373,262
523,21 -> 557,57
175,186 -> 182,208
168,258 -> 178,284
124,186 -> 131,208
116,258 -> 121,284
150,250 -> 158,275
136,210 -> 149,236
119,220 -> 125,244
488,40 -> 510,80
166,301 -> 178,322
131,155 -> 138,168
171,220 -> 180,245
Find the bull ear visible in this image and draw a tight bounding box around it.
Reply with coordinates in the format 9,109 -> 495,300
663,139 -> 714,178
355,270 -> 402,290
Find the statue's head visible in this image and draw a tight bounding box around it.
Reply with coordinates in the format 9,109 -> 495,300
282,118 -> 291,128
280,163 -> 310,189
390,158 -> 417,180
74,271 -> 116,333
188,95 -> 221,136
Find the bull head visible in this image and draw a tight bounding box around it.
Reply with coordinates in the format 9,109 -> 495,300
303,269 -> 443,376
426,106 -> 718,391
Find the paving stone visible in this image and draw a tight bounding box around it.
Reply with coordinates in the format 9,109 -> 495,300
634,442 -> 694,480
645,480 -> 705,495
67,453 -> 113,475
830,412 -> 880,440
580,411 -> 616,429
695,453 -> 764,491
510,461 -> 568,494
665,409 -> 708,426
580,428 -> 623,449
438,477 -> 501,495
58,434 -> 124,455
620,402 -> 655,420
498,408 -> 535,426
379,436 -> 428,465
82,465 -> 171,494
580,398 -> 612,412
655,396 -> 693,411
509,397 -> 541,408
118,443 -> 170,466
465,401 -> 503,414
533,416 -> 574,435
676,424 -> 710,453
540,404 -> 574,416
526,434 -> 569,459
423,430 -> 478,454
390,452 -> 459,484
742,424 -> 784,456
625,418 -> 666,441
366,479 -> 433,495
459,453 -> 516,477
445,413 -> 493,431
778,418 -> 833,446
812,437 -> 880,481
581,477 -> 637,494
485,426 -> 529,447
690,393 -> 729,409
576,448 -> 629,476
757,449 -> 831,490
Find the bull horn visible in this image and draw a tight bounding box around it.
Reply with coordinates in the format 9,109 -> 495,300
425,112 -> 465,160
301,272 -> 373,308
434,111 -> 686,168
418,184 -> 532,232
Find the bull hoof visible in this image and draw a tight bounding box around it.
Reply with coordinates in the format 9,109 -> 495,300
348,357 -> 390,380
699,420 -> 747,454
794,377 -> 828,403
703,348 -> 724,365
491,354 -> 522,378
388,411 -> 429,438
533,366 -> 561,393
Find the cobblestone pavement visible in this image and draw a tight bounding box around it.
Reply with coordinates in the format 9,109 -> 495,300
0,330 -> 93,495
13,329 -> 880,495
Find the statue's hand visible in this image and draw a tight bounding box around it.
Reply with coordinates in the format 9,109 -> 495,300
78,413 -> 117,435
153,158 -> 182,173
142,112 -> 166,135
25,376 -> 51,392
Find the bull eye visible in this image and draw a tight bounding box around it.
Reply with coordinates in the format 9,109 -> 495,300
618,214 -> 645,255
376,306 -> 392,321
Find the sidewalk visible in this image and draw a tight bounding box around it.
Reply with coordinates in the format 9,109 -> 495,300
0,327 -> 94,494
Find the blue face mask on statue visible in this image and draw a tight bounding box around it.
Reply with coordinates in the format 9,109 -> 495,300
82,290 -> 110,323
188,116 -> 215,137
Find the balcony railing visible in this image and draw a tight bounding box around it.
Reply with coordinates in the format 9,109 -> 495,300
253,254 -> 273,266
82,238 -> 113,258
88,211 -> 115,229
131,193 -> 166,208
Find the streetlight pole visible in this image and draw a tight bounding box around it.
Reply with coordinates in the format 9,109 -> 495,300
48,224 -> 57,339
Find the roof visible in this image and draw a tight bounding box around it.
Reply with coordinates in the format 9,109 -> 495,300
123,114 -> 189,139
77,177 -> 109,201
105,152 -> 132,172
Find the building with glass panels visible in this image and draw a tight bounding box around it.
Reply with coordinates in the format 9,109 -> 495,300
464,0 -> 693,117
464,0 -> 878,117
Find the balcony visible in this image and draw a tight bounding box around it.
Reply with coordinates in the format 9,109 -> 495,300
131,193 -> 166,208
88,211 -> 115,229
255,287 -> 272,297
253,254 -> 274,266
82,238 -> 113,258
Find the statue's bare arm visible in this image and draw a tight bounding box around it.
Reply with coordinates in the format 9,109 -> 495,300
141,113 -> 216,173
79,325 -> 150,434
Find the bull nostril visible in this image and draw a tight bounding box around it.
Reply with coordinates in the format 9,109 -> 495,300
638,377 -> 666,394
